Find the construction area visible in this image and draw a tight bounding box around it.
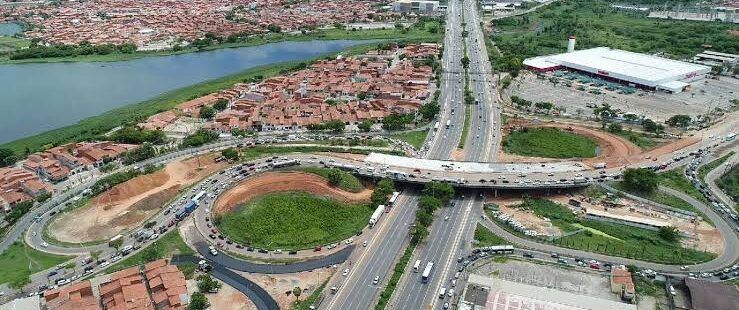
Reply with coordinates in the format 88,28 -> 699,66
505,71 -> 738,121
485,191 -> 723,255
463,259 -> 641,310
47,153 -> 228,243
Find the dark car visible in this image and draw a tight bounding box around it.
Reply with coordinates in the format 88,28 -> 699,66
523,253 -> 534,258
258,249 -> 269,254
235,244 -> 244,249
209,234 -> 216,239
289,251 -> 298,255
247,247 -> 255,252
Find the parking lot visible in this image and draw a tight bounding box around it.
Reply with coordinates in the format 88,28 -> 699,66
470,258 -> 620,301
507,72 -> 738,121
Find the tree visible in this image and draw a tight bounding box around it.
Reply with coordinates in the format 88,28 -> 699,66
658,225 -> 681,242
419,101 -> 440,120
292,286 -> 302,302
666,114 -> 691,128
411,225 -> 429,245
641,118 -> 664,134
358,120 -> 373,132
188,292 -> 210,310
324,120 -> 346,133
266,24 -> 282,33
461,56 -> 470,68
327,169 -> 343,187
213,99 -> 228,111
607,123 -> 623,133
64,261 -> 77,273
534,101 -> 553,111
197,274 -> 222,293
90,250 -> 103,262
357,93 -> 367,101
622,168 -> 658,193
199,105 -> 216,119
0,148 -> 17,167
382,113 -> 414,131
221,148 -> 239,160
109,238 -> 123,250
422,182 -> 455,202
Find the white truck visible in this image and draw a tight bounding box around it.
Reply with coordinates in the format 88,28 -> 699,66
593,162 -> 607,169
369,205 -> 386,227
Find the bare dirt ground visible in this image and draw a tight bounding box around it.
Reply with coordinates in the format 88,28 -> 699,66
451,148 -> 465,161
488,197 -> 563,237
237,269 -> 332,310
213,171 -> 372,216
49,153 -> 228,243
187,278 -> 257,310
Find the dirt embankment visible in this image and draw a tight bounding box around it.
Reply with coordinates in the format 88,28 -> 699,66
498,120 -> 697,169
213,171 -> 372,216
49,153 -> 228,243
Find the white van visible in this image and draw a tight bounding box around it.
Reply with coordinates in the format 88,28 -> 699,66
413,260 -> 421,273
439,287 -> 446,299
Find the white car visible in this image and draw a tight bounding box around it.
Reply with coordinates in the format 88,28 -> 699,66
342,268 -> 350,276
363,241 -> 368,247
209,246 -> 218,256
345,238 -> 354,245
40,242 -> 49,248
373,276 -> 379,285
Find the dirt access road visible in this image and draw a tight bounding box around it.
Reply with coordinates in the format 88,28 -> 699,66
49,153 -> 228,243
213,171 -> 372,216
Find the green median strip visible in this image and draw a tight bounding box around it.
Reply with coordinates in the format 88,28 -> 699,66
375,243 -> 415,310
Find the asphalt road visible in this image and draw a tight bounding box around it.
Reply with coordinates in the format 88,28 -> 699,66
321,192 -> 420,310
193,242 -> 354,274
704,151 -> 737,209
172,255 -> 280,310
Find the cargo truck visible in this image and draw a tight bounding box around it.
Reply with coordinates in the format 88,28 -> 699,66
369,205 -> 386,227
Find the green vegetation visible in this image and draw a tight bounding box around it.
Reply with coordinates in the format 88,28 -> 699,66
473,223 -> 507,247
295,167 -> 364,193
217,192 -> 371,250
634,276 -> 666,298
3,200 -> 32,225
294,280 -> 329,310
188,292 -> 209,310
605,127 -> 658,149
390,129 -> 429,149
307,120 -> 345,133
611,182 -> 703,215
492,0 -> 739,62
0,241 -> 71,287
181,129 -> 219,148
502,127 -> 598,158
375,243 -> 415,310
622,168 -> 659,193
717,164 -> 739,205
459,104 -> 472,148
659,167 -> 708,204
110,126 -> 167,145
411,182 -> 455,244
370,179 -> 396,208
502,199 -> 716,264
0,148 -> 17,167
382,113 -> 416,131
0,36 -> 30,51
697,151 -> 735,182
104,230 -> 194,273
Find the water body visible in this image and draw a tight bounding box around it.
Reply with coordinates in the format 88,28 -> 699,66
0,40 -> 369,144
0,23 -> 22,36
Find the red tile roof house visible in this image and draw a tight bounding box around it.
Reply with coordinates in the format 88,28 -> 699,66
43,280 -> 99,310
0,191 -> 31,214
99,266 -> 155,310
138,111 -> 178,131
144,260 -> 189,309
0,167 -> 51,212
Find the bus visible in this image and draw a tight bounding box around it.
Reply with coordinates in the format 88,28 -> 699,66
108,234 -> 123,247
413,260 -> 421,273
388,192 -> 401,206
192,190 -> 206,204
421,262 -> 434,283
433,122 -> 440,131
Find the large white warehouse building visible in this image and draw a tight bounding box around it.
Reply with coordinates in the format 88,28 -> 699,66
523,47 -> 711,93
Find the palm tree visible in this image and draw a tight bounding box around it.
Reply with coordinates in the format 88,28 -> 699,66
292,286 -> 302,302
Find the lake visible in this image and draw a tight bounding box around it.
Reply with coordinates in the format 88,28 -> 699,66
0,40 -> 369,144
0,23 -> 22,36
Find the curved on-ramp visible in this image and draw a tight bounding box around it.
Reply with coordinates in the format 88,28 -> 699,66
172,255 -> 279,310
480,186 -> 739,273
194,242 -> 355,274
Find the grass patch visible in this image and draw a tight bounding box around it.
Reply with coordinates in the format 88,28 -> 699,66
635,276 -> 666,297
502,127 -> 598,158
571,223 -> 621,241
458,104 -> 472,149
659,166 -> 709,205
104,229 -> 194,273
389,129 -> 429,149
294,166 -> 364,193
474,223 -> 507,247
607,129 -> 658,149
217,192 -> 371,250
509,199 -> 716,264
717,164 -> 739,206
610,182 -> 703,215
293,279 -> 330,310
375,243 -> 415,310
0,241 -> 71,286
698,151 -> 735,182
0,36 -> 30,51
